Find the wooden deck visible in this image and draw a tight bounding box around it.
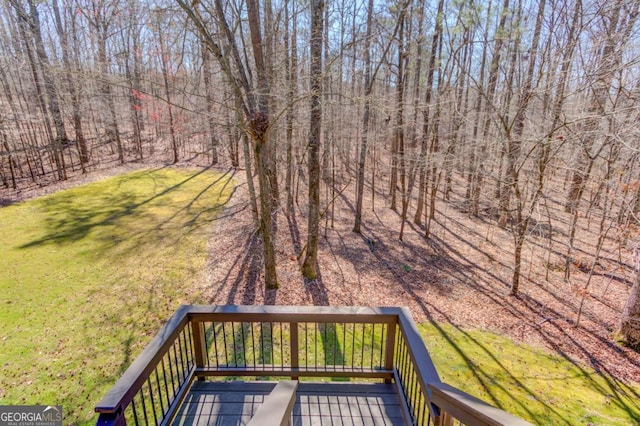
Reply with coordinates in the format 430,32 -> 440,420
173,381 -> 407,425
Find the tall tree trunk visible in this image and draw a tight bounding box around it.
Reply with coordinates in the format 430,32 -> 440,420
354,0 -> 406,232
414,0 -> 445,225
246,0 -> 278,289
262,0 -> 279,206
507,0 -> 545,295
97,24 -> 124,164
124,0 -> 144,161
353,0 -> 375,234
285,0 -> 297,213
201,43 -> 219,166
302,0 -> 325,280
179,0 -> 279,289
465,0 -> 492,214
395,12 -> 407,233
155,13 -> 178,164
472,0 -> 509,216
52,0 -> 88,171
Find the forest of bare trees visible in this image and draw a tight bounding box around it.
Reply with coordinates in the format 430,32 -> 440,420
1,0 -> 640,345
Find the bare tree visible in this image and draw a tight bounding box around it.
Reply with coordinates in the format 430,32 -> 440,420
301,0 -> 325,280
178,0 -> 279,289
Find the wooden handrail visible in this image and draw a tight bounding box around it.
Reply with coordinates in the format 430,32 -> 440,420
247,380 -> 298,426
428,382 -> 534,426
186,304 -> 400,323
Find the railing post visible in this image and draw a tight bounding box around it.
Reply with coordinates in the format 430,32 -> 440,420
191,320 -> 207,381
383,318 -> 397,384
290,322 -> 298,380
96,411 -> 125,426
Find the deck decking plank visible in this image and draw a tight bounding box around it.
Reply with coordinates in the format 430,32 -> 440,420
172,381 -> 406,426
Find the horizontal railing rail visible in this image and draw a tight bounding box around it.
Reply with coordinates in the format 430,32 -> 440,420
95,305 -> 532,426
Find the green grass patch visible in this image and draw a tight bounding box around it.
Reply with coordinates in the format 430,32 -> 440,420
0,168 -> 234,425
420,323 -> 640,425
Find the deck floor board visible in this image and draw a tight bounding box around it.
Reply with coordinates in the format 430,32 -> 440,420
172,381 -> 406,425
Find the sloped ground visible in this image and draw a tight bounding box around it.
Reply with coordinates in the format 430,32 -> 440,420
3,163 -> 639,386
205,169 -> 640,388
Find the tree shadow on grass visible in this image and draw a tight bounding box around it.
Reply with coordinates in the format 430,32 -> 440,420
18,167 -> 216,252
356,226 -> 571,423
223,233 -> 261,306
5,166 -> 241,424
349,214 -> 640,424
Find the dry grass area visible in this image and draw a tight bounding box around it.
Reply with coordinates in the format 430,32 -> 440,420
205,168 -> 640,386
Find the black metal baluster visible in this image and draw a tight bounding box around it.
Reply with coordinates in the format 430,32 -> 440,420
322,322 -> 327,368
250,321 -> 257,367
212,322 -> 220,368
379,324 -> 389,369
369,323 -> 375,368
175,339 -> 186,384
360,323 -> 366,369
314,322 -> 318,370
259,322 -> 265,367
399,337 -> 408,390
178,330 -> 189,378
146,377 -> 159,425
131,398 -> 140,426
230,321 -> 238,367
167,346 -> 178,396
268,322 -> 274,370
186,324 -> 195,367
154,368 -> 166,416
160,357 -> 171,410
240,322 -> 247,367
180,329 -> 193,373
222,322 -> 229,367
279,322 -> 284,368
304,322 -> 308,368
351,323 -> 356,370
342,322 -> 347,368
332,322 -> 337,369
203,322 -> 211,367
409,361 -> 418,421
139,388 -> 150,426
171,344 -> 183,386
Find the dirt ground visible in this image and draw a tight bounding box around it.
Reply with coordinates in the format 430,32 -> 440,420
3,160 -> 640,385
203,167 -> 640,386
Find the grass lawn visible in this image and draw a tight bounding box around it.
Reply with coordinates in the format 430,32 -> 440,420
421,323 -> 640,425
0,167 -> 234,425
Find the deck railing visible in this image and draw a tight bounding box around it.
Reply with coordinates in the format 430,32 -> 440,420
95,305 -> 531,426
